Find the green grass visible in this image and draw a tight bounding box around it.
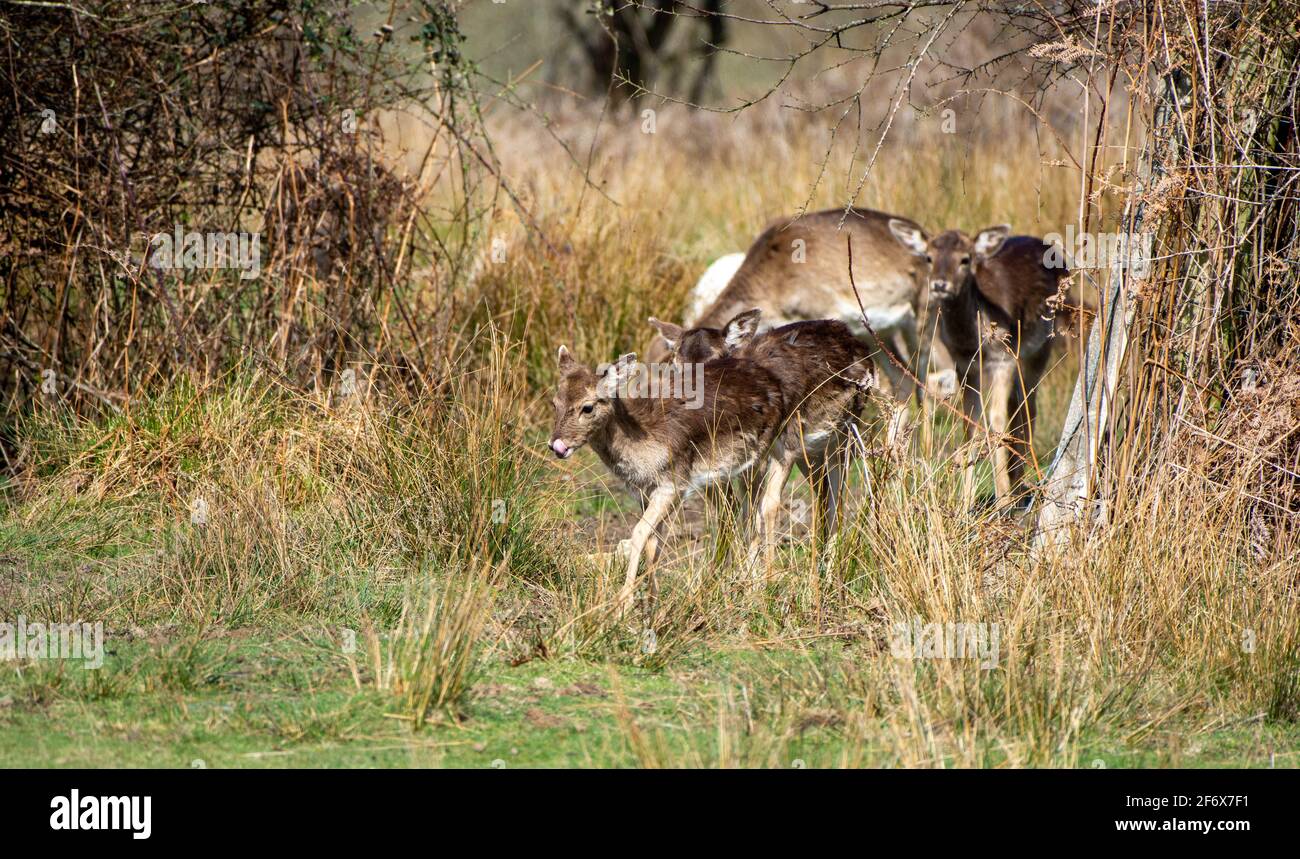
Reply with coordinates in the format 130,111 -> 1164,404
3,630 -> 1295,768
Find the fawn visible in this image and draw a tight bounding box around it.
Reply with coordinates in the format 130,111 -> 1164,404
550,346 -> 788,613
887,221 -> 1069,508
649,310 -> 876,556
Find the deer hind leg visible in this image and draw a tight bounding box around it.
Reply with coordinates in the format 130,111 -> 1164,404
617,485 -> 679,617
748,447 -> 797,578
983,362 -> 1017,509
809,433 -> 851,567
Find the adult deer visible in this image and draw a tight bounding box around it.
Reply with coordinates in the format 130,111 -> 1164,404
649,207 -> 948,403
887,221 -> 1069,508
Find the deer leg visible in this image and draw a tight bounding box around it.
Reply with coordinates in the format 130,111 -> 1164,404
889,311 -> 923,404
808,436 -> 850,543
1008,384 -> 1038,506
805,454 -> 830,545
925,327 -> 956,380
637,487 -> 664,568
642,524 -> 662,567
984,362 -> 1016,509
960,384 -> 981,510
814,435 -> 851,568
1007,383 -> 1028,500
617,485 -> 678,617
748,449 -> 796,577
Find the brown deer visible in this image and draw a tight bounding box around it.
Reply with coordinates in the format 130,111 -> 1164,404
550,347 -> 788,613
886,221 -> 1069,508
650,207 -> 950,403
649,310 -> 876,557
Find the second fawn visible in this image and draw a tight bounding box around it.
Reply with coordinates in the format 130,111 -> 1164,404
649,310 -> 876,556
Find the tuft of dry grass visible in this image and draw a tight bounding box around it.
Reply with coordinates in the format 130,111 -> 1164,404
357,556 -> 505,730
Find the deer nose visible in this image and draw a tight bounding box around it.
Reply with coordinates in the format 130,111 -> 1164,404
550,438 -> 572,459
931,279 -> 952,294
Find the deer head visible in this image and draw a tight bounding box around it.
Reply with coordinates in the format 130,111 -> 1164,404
889,220 -> 1009,300
647,308 -> 762,363
549,347 -> 638,459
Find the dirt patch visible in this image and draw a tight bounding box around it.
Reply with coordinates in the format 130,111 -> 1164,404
524,707 -> 567,729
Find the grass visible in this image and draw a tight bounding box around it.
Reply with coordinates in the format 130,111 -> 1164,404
3,365 -> 1295,767
3,102 -> 1297,768
3,632 -> 1296,768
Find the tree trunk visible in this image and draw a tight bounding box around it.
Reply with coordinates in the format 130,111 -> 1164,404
1032,76 -> 1183,550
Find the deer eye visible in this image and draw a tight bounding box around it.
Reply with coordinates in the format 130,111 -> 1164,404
960,256 -> 971,265
924,254 -> 933,264
580,403 -> 595,415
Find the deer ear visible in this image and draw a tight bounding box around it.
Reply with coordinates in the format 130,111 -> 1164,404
597,352 -> 638,398
888,219 -> 929,256
648,317 -> 683,351
723,308 -> 762,350
974,225 -> 1010,260
557,344 -> 576,370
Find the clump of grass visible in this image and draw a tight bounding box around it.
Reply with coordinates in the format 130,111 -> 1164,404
358,556 -> 503,730
613,674 -> 806,768
4,335 -> 569,630
138,631 -> 238,695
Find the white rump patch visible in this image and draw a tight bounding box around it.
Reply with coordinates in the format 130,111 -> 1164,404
685,253 -> 746,326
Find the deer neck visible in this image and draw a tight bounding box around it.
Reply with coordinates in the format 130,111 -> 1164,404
936,283 -> 985,362
588,399 -> 675,493
589,400 -> 652,459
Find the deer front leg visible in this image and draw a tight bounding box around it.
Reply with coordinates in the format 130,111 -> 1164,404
983,362 -> 1016,509
1006,384 -> 1037,507
888,322 -> 917,404
960,384 -> 981,511
617,485 -> 678,617
807,435 -> 851,544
